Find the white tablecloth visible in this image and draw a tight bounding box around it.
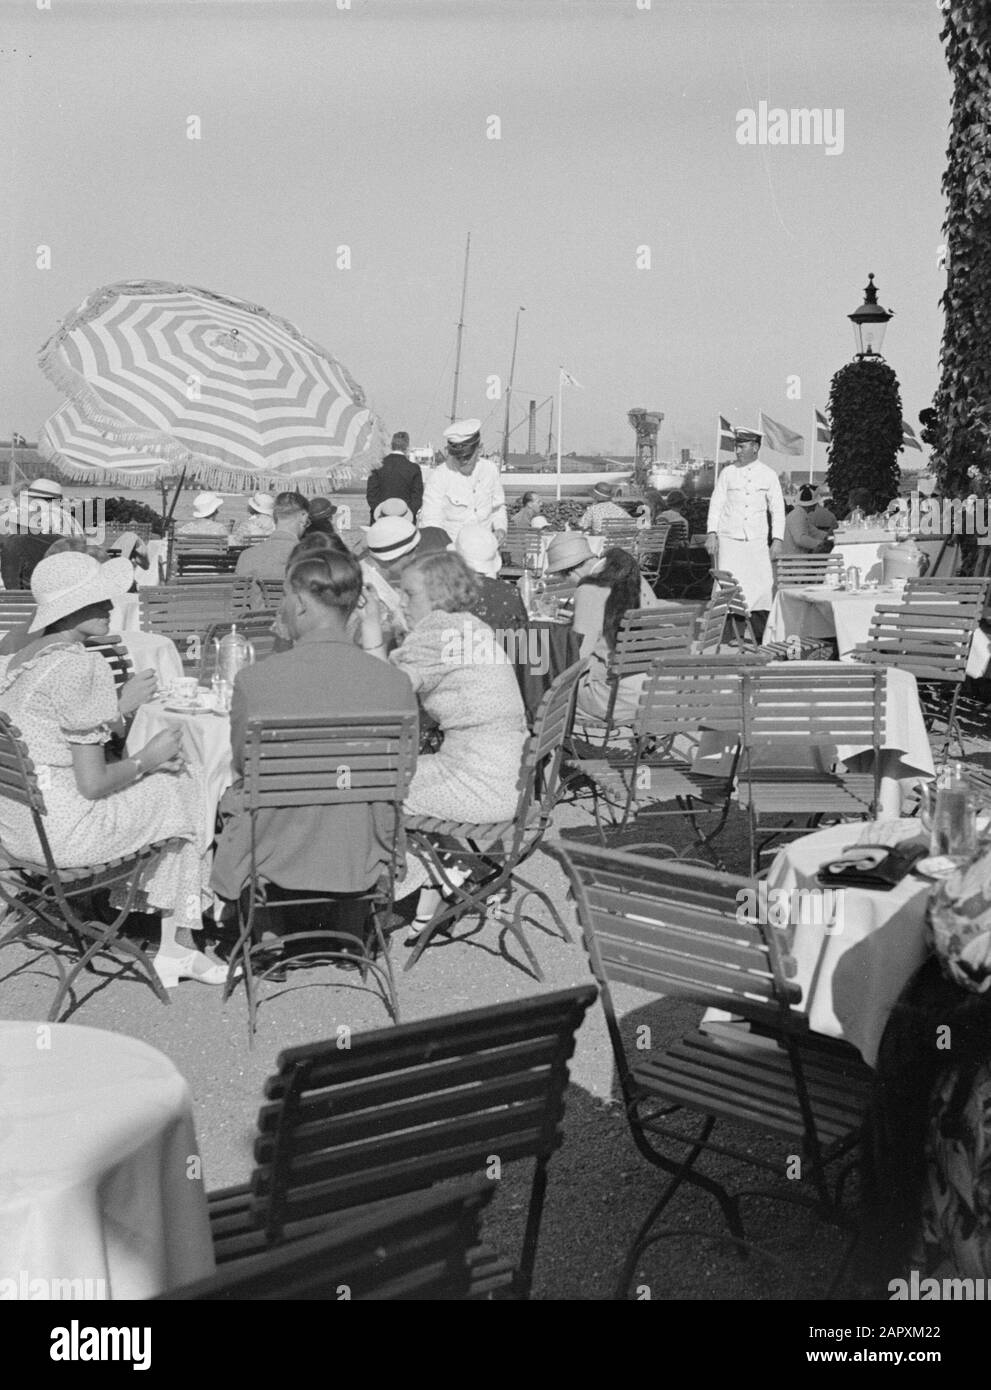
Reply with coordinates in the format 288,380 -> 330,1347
765,584 -> 990,677
830,532 -> 947,584
763,821 -> 931,1066
127,698 -> 233,854
109,593 -> 142,633
133,539 -> 168,587
0,1021 -> 215,1299
121,631 -> 184,689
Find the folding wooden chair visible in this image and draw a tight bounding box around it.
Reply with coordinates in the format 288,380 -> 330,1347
404,658 -> 586,979
546,841 -> 872,1297
850,602 -> 976,757
159,1180 -> 494,1301
205,986 -> 596,1298
0,590 -> 37,639
635,523 -> 672,587
576,606 -> 696,748
222,713 -> 418,1039
232,576 -> 285,614
501,526 -> 545,578
84,634 -> 134,695
774,553 -> 845,588
597,517 -> 639,551
739,664 -> 885,874
199,612 -> 279,681
904,575 -> 991,613
574,655 -> 761,853
172,533 -> 235,578
0,713 -> 176,1019
140,584 -> 234,668
710,570 -> 758,646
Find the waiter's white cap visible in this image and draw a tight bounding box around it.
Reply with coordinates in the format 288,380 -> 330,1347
443,418 -> 482,445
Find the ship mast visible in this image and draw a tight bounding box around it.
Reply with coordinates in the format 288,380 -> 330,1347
449,232 -> 471,423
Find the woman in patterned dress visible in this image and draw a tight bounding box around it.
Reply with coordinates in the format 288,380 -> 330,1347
0,552 -> 222,988
361,551 -> 528,943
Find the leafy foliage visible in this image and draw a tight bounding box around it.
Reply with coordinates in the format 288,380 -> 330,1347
931,5 -> 991,493
101,496 -> 166,536
824,359 -> 903,516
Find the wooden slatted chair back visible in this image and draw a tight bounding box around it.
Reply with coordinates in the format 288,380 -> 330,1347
0,712 -> 48,818
0,591 -> 38,629
140,585 -> 234,650
515,657 -> 586,833
174,533 -> 229,556
855,604 -> 974,685
242,714 -> 417,812
741,664 -> 885,752
233,576 -> 285,613
248,986 -> 597,1273
904,576 -> 991,612
634,655 -> 756,740
774,553 -> 844,587
199,612 -> 279,680
598,518 -> 639,550
547,842 -> 799,1047
635,524 -> 671,558
163,1182 -> 493,1302
695,597 -> 730,653
711,570 -> 750,616
611,607 -> 696,681
103,522 -> 154,544
84,636 -> 134,695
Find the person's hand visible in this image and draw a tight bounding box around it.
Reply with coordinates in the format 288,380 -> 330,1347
140,727 -> 185,774
494,528 -> 506,544
704,532 -> 719,557
359,586 -> 386,650
118,669 -> 157,716
769,539 -> 783,561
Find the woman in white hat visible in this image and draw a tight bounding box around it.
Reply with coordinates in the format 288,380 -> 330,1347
419,418 -> 508,544
452,522 -> 527,629
231,492 -> 276,545
0,553 -> 225,987
177,492 -> 227,536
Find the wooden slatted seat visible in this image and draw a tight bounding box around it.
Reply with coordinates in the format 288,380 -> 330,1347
160,1180 -> 493,1301
739,664 -> 884,873
0,712 -> 177,1019
546,841 -> 872,1297
205,986 -> 597,1298
404,659 -> 586,977
850,601 -> 977,755
222,713 -> 418,1039
774,553 -> 845,588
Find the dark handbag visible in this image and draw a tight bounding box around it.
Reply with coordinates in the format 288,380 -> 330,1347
816,840 -> 928,891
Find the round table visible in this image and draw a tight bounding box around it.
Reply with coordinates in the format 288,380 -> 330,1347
762,820 -> 931,1067
0,1021 -> 215,1299
127,697 -> 233,855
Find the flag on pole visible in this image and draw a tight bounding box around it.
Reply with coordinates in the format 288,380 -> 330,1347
716,415 -> 736,453
758,412 -> 805,456
814,408 -> 831,444
559,367 -> 583,389
901,419 -> 923,451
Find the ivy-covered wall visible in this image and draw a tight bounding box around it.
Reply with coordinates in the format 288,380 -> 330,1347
931,4 -> 991,494
824,359 -> 903,516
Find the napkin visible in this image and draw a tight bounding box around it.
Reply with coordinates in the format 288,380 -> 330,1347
816,839 -> 928,890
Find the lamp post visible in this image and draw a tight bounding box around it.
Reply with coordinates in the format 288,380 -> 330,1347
848,273 -> 893,359
502,306 -> 525,467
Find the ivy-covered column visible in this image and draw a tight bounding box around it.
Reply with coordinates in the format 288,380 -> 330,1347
824,359 -> 903,516
932,3 -> 991,493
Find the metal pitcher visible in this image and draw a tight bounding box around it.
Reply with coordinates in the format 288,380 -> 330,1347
846,566 -> 861,592
213,624 -> 255,684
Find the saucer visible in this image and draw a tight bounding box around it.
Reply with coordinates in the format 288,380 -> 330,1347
914,855 -> 962,881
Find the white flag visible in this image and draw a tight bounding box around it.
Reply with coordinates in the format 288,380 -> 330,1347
560,367 -> 583,389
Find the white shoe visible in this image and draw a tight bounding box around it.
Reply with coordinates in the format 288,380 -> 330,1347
153,949 -> 228,988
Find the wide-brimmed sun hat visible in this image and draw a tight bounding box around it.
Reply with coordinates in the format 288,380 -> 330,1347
451,522 -> 501,578
362,516 -> 420,563
545,532 -> 594,573
29,552 -> 135,632
191,491 -> 224,518
248,492 -> 275,516
26,477 -> 64,500
373,498 -> 414,522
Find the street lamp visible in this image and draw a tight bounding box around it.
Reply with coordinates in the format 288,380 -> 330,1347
502,306 -> 525,466
848,273 -> 893,359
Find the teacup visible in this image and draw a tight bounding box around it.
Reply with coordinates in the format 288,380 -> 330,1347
172,677 -> 200,704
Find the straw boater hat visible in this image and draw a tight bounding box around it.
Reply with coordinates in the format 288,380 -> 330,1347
26,478 -> 64,500
248,492 -> 275,517
452,523 -> 501,578
28,552 -> 134,633
373,498 -> 414,522
362,516 -> 420,563
191,491 -> 223,518
545,532 -> 595,574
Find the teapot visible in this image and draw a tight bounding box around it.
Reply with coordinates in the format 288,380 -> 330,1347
213,624 -> 255,684
880,536 -> 926,585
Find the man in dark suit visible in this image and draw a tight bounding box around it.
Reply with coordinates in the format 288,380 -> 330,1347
366,431 -> 424,520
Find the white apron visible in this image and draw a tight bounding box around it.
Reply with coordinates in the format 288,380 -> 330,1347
716,537 -> 774,612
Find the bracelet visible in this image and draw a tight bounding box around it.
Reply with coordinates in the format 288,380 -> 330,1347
131,755 -> 145,781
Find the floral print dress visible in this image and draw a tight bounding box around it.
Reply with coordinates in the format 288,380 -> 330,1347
0,644 -> 209,929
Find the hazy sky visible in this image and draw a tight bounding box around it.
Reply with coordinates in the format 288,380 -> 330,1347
2,0 -> 949,463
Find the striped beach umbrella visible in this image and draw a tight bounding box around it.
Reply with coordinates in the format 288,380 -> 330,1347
39,399 -> 183,486
38,281 -> 383,491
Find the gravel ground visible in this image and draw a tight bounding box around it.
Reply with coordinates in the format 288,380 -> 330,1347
3,693 -> 990,1301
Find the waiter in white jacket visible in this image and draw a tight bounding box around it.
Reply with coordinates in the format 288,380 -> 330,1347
705,426 -> 784,639
419,418 -> 508,544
